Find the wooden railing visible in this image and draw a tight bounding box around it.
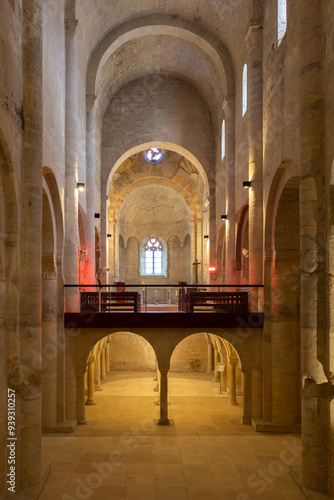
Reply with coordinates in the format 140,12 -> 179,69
80,291 -> 141,313
179,292 -> 249,313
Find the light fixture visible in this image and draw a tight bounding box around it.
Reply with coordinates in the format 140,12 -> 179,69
77,182 -> 85,191
204,235 -> 209,239
208,266 -> 216,272
107,234 -> 111,238
94,213 -> 100,219
221,215 -> 227,220
243,181 -> 251,189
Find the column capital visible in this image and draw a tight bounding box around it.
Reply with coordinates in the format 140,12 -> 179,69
86,94 -> 97,108
229,358 -> 238,367
65,19 -> 78,31
245,19 -> 262,42
223,95 -> 235,116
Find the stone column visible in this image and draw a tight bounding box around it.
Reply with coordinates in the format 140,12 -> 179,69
86,360 -> 96,405
213,347 -> 219,381
297,0 -> 327,493
223,96 -> 236,284
209,195 -> 216,283
206,336 -> 213,374
191,219 -> 197,283
105,342 -> 110,372
86,94 -> 97,285
19,0 -> 43,491
64,18 -> 79,312
221,350 -> 228,392
56,258 -> 66,424
229,359 -> 238,406
158,369 -> 170,425
94,353 -> 102,391
246,25 -> 264,309
101,348 -> 107,382
242,369 -> 252,424
42,259 -> 57,430
196,218 -> 203,283
76,373 -> 87,424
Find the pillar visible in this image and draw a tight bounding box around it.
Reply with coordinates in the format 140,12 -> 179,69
209,195 -> 216,283
223,96 -> 236,284
94,353 -> 102,391
229,359 -> 238,406
246,24 -> 264,309
242,369 -> 252,424
213,347 -> 219,381
42,262 -> 58,430
86,361 -> 96,405
105,342 -> 110,372
101,348 -> 107,382
221,350 -> 228,392
64,17 -> 79,311
76,373 -> 87,424
86,94 -> 97,285
297,0 -> 328,493
19,0 -> 43,491
206,337 -> 213,374
158,369 -> 170,425
56,257 -> 66,424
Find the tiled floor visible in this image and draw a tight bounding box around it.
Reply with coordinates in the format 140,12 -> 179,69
40,372 -> 306,500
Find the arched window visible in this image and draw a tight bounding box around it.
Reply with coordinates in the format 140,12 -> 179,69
278,0 -> 287,44
221,119 -> 226,159
140,235 -> 167,276
242,64 -> 247,117
145,236 -> 162,274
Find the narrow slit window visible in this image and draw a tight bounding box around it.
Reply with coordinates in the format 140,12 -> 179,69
221,119 -> 226,159
278,0 -> 287,45
242,64 -> 247,117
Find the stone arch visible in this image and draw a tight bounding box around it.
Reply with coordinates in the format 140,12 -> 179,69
263,161 -> 301,428
170,332 -> 209,373
107,331 -> 156,372
106,142 -> 210,202
42,167 -> 64,261
86,14 -> 235,104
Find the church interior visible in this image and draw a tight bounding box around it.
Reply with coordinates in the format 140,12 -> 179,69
1,0 -> 334,498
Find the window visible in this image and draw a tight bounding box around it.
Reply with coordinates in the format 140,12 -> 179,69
144,236 -> 163,275
278,0 -> 287,44
221,119 -> 226,159
142,148 -> 166,164
242,64 -> 247,116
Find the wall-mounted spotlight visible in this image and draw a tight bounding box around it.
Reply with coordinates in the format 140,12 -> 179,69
208,266 -> 216,272
94,213 -> 100,219
204,235 -> 209,239
221,215 -> 227,220
107,234 -> 112,238
243,181 -> 251,189
77,182 -> 85,191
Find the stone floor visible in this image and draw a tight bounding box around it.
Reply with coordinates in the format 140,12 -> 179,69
40,372 -> 308,500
